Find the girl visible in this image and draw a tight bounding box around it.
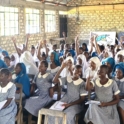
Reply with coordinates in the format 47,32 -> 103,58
115,50 -> 124,64
20,51 -> 38,75
10,53 -> 20,67
0,69 -> 17,124
102,57 -> 115,78
2,50 -> 9,57
25,60 -> 54,117
82,43 -> 88,52
83,57 -> 101,80
49,62 -> 87,124
113,62 -> 124,123
13,63 -> 30,99
84,65 -> 120,124
47,52 -> 60,76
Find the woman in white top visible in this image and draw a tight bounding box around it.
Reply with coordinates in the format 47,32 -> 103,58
20,51 -> 38,75
83,57 -> 101,80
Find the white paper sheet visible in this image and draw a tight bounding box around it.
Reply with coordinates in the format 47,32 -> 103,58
50,101 -> 65,111
0,100 -> 7,110
85,100 -> 101,105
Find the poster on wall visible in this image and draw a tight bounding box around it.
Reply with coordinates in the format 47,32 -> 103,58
90,32 -> 116,45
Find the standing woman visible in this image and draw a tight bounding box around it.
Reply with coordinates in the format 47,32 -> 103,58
0,69 -> 17,124
84,65 -> 120,124
47,51 -> 60,76
113,62 -> 124,123
25,61 -> 54,117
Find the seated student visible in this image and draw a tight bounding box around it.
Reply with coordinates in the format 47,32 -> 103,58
10,53 -> 19,67
102,57 -> 115,78
113,62 -> 124,123
2,50 -> 9,57
25,60 -> 54,117
0,59 -> 7,69
47,52 -> 60,76
12,63 -> 30,99
49,63 -> 87,124
115,50 -> 124,64
0,69 -> 17,124
84,65 -> 120,124
4,56 -> 14,72
83,57 -> 101,80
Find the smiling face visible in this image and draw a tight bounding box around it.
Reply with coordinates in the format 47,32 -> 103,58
0,72 -> 9,83
50,53 -> 55,62
73,66 -> 82,78
77,57 -> 82,65
117,54 -> 124,63
97,66 -> 107,79
39,61 -> 47,73
15,64 -> 22,75
89,61 -> 96,70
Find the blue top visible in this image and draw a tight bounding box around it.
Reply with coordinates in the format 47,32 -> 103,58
59,50 -> 64,57
0,59 -> 8,68
14,63 -> 30,97
69,49 -> 75,57
52,51 -> 60,66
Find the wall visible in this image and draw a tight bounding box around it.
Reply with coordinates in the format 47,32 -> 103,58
0,0 -> 67,54
67,4 -> 124,43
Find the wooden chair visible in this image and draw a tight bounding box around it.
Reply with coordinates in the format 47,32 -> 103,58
28,84 -> 61,124
15,83 -> 23,124
37,108 -> 66,124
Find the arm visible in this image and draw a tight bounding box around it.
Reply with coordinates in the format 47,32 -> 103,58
75,36 -> 79,56
94,36 -> 101,55
11,37 -> 21,57
43,40 -> 48,58
62,96 -> 85,109
85,77 -> 93,91
2,98 -> 13,109
89,36 -> 94,54
25,34 -> 30,51
37,41 -> 44,61
100,94 -> 119,107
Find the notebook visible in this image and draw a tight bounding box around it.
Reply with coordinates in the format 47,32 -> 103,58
85,100 -> 101,105
0,100 -> 7,110
50,101 -> 65,111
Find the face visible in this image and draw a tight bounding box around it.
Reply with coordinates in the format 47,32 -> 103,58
105,62 -> 112,73
73,67 -> 82,78
79,49 -> 83,54
15,65 -> 22,75
31,48 -> 35,55
89,61 -> 96,70
71,44 -> 75,49
97,67 -> 107,79
117,54 -> 123,63
39,62 -> 47,73
82,44 -> 86,50
103,52 -> 109,58
4,58 -> 10,66
11,55 -> 15,61
115,68 -> 123,79
84,52 -> 89,60
60,44 -> 64,50
0,73 -> 9,83
77,58 -> 82,65
67,59 -> 72,67
52,45 -> 57,51
50,53 -> 54,62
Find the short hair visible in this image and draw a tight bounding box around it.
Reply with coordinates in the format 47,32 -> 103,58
79,47 -> 83,51
31,45 -> 35,49
75,65 -> 82,70
0,68 -> 10,76
100,65 -> 108,73
41,60 -> 48,68
4,56 -> 11,60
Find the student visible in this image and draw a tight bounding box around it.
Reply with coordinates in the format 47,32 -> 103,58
83,57 -> 101,80
50,63 -> 87,124
0,69 -> 17,124
115,50 -> 124,64
2,50 -> 9,57
20,51 -> 38,75
47,52 -> 60,76
13,63 -> 30,99
25,60 -> 54,117
113,62 -> 124,123
84,65 -> 120,124
102,57 -> 115,78
10,53 -> 20,67
0,59 -> 7,69
82,43 -> 88,52
4,56 -> 14,72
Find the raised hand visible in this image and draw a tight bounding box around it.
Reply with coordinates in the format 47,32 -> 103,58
61,61 -> 67,69
11,37 -> 16,43
26,34 -> 30,39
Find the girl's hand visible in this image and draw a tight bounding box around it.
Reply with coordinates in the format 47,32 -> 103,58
11,37 -> 16,43
99,102 -> 107,107
61,62 -> 67,69
62,103 -> 70,108
26,34 -> 30,39
43,40 -> 47,45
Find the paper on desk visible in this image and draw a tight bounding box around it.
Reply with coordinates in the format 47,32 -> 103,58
85,100 -> 101,105
50,101 -> 65,111
0,100 -> 7,110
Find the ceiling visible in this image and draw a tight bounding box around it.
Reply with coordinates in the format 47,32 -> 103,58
27,0 -> 124,6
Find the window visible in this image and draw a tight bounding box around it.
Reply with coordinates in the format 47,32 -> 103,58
0,6 -> 18,36
45,10 -> 56,32
25,8 -> 40,34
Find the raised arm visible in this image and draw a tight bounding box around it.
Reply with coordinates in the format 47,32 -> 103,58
53,62 -> 67,84
85,77 -> 93,91
75,36 -> 79,56
94,35 -> 101,55
11,37 -> 21,57
43,40 -> 48,58
37,41 -> 44,61
24,34 -> 30,51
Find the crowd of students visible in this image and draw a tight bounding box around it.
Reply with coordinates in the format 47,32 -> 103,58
0,34 -> 124,124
